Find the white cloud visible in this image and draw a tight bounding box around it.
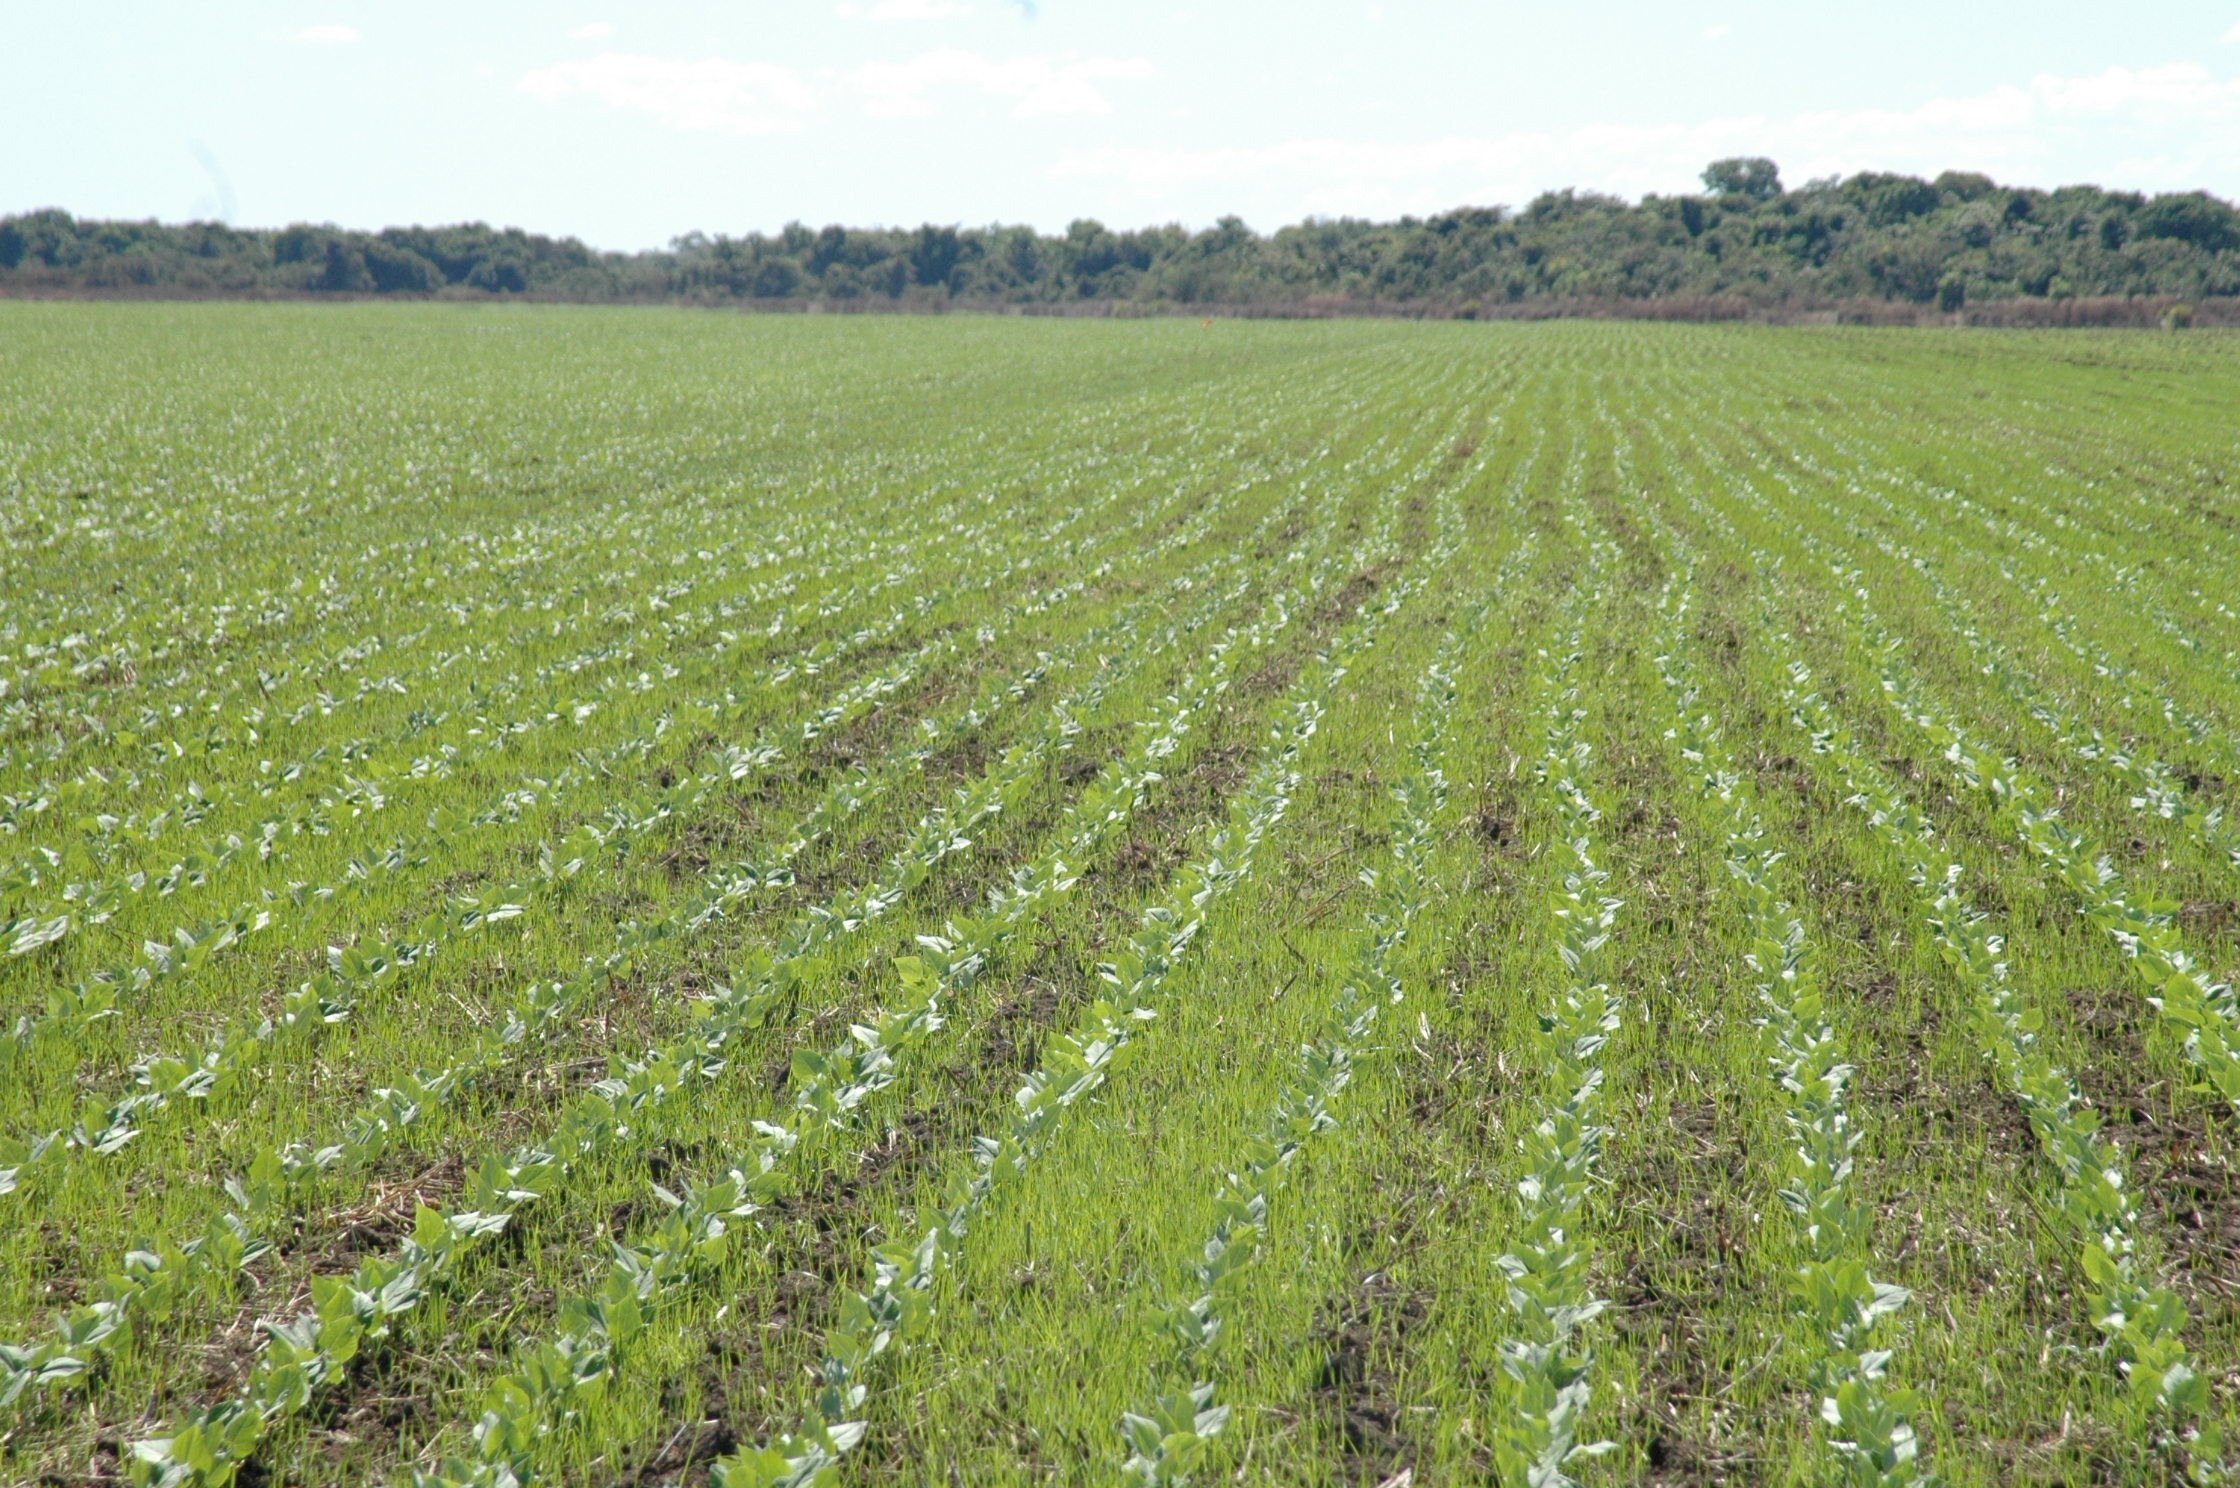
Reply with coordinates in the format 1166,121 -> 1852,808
519,45 -> 1144,133
568,22 -> 614,40
849,48 -> 1151,117
294,23 -> 361,44
2224,20 -> 2240,41
519,53 -> 815,134
1052,63 -> 2240,216
1704,24 -> 1731,39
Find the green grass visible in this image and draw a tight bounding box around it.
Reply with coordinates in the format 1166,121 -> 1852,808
3,305 -> 2239,1486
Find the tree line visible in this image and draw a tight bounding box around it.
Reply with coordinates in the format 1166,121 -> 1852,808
6,160 -> 2238,314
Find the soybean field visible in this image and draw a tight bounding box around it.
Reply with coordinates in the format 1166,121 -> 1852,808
6,304 -> 2240,1487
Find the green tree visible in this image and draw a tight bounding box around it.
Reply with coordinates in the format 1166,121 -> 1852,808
909,225 -> 960,288
362,241 -> 439,293
750,258 -> 801,298
466,256 -> 527,293
2137,192 -> 2240,253
314,238 -> 372,292
1701,157 -> 1782,201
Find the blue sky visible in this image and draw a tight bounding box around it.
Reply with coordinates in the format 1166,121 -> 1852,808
9,3 -> 2240,249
